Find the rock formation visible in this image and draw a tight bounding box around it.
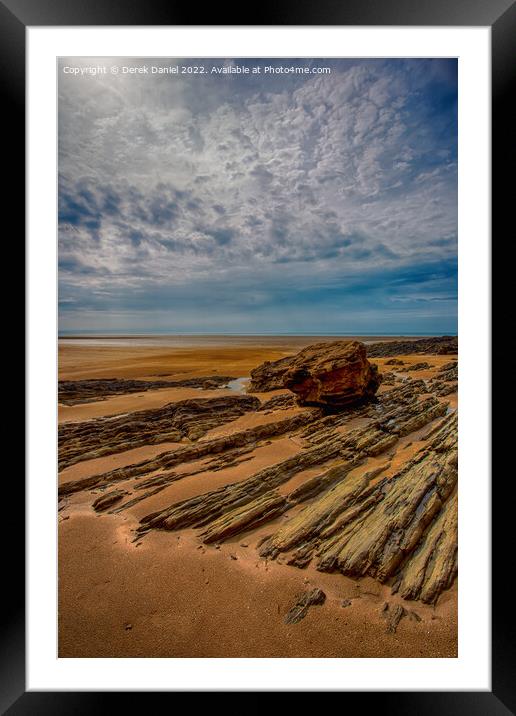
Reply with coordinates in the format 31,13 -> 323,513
59,347 -> 458,606
260,412 -> 457,604
284,588 -> 326,624
92,489 -> 126,512
58,406 -> 321,496
366,336 -> 457,358
59,375 -> 236,405
247,337 -> 458,396
58,394 -> 260,470
248,356 -> 293,392
282,340 -> 381,408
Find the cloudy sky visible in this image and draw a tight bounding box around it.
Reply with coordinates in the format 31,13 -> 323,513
58,58 -> 457,335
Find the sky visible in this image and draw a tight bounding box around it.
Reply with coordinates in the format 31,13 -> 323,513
58,58 -> 457,335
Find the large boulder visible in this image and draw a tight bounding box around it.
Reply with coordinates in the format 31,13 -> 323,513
282,340 -> 381,408
248,355 -> 293,392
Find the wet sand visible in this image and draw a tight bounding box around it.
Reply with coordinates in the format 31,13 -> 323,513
58,337 -> 458,658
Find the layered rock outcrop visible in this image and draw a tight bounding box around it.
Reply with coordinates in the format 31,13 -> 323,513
59,375 -> 236,405
367,336 -> 457,358
59,345 -> 458,606
58,394 -> 260,470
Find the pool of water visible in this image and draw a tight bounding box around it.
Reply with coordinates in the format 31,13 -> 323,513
226,377 -> 250,393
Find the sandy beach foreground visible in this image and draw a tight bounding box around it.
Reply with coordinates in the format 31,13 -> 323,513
58,336 -> 457,658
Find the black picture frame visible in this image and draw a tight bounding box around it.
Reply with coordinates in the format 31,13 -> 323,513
5,0 -> 514,710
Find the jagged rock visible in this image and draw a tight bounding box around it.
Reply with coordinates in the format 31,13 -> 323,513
92,489 -> 126,512
136,382 -> 448,557
437,363 -> 458,382
428,381 -> 458,397
385,359 -> 405,366
138,440 -> 340,537
59,407 -> 321,496
393,490 -> 457,603
258,393 -> 296,411
58,376 -> 236,405
59,395 -> 260,470
381,372 -> 396,385
257,413 -> 457,604
382,603 -> 407,633
248,356 -> 293,392
200,492 -> 288,543
59,367 -> 457,605
438,361 -> 457,373
367,336 -> 457,358
400,362 -> 430,372
282,340 -> 381,408
284,588 -> 326,624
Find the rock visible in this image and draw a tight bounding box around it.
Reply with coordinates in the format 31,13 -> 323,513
282,340 -> 381,408
434,344 -> 457,355
59,394 -> 260,470
59,407 -> 321,497
385,359 -> 404,366
284,588 -> 326,624
367,336 -> 457,358
92,490 -> 126,512
59,371 -> 457,606
437,362 -> 458,382
137,382 -> 447,551
382,603 -> 406,633
399,362 -> 430,372
58,375 -> 236,405
439,361 -> 457,373
381,372 -> 396,385
259,411 -> 456,605
248,356 -> 293,392
428,380 -> 458,397
258,393 -> 296,411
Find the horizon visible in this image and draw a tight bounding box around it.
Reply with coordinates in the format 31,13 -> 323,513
59,57 -> 458,335
58,330 -> 457,338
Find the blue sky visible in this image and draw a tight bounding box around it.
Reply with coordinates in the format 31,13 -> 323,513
58,58 -> 457,335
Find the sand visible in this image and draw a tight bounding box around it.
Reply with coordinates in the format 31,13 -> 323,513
58,338 -> 458,658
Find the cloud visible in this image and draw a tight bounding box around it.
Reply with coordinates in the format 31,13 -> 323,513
58,58 -> 457,333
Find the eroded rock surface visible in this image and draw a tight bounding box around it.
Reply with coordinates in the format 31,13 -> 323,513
59,407 -> 320,496
59,376 -> 236,405
283,340 -> 381,408
59,347 -> 458,606
58,395 -> 259,470
248,357 -> 293,392
367,336 -> 457,357
284,588 -> 326,624
92,489 -> 127,512
382,603 -> 407,633
261,412 -> 457,604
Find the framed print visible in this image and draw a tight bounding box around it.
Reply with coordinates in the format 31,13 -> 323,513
5,0 -> 514,709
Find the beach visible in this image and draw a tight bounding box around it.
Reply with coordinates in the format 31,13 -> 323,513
58,335 -> 457,658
